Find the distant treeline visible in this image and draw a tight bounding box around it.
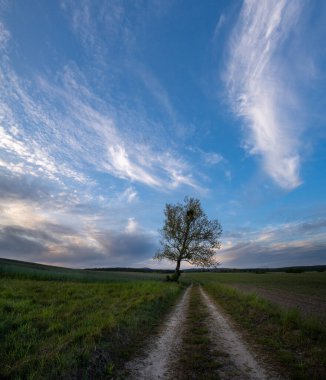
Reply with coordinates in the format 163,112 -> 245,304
86,267 -> 175,274
205,265 -> 326,273
1,258 -> 325,275
87,265 -> 326,273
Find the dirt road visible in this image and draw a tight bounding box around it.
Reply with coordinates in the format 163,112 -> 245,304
125,285 -> 278,379
125,286 -> 191,379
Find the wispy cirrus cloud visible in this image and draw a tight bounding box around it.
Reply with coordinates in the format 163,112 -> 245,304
226,0 -> 305,189
61,0 -> 132,55
0,52 -> 198,191
58,2 -> 199,190
0,61 -> 89,186
1,0 -> 200,196
46,67 -> 198,190
119,186 -> 138,204
0,21 -> 10,48
204,152 -> 224,165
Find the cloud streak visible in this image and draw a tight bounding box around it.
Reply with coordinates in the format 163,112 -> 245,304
0,221 -> 157,268
0,53 -> 198,192
220,240 -> 326,268
220,218 -> 326,267
226,0 -> 304,189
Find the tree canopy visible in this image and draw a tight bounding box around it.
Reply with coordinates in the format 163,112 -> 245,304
154,197 -> 222,280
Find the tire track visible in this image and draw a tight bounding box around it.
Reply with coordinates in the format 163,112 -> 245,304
125,286 -> 191,379
125,285 -> 280,379
200,286 -> 278,380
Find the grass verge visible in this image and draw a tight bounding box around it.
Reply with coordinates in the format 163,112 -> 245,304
203,282 -> 326,380
0,278 -> 182,379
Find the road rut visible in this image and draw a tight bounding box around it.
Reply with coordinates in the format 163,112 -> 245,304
125,286 -> 191,379
200,286 -> 275,379
125,285 -> 279,379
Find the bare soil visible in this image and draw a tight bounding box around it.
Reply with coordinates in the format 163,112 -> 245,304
125,285 -> 279,379
227,284 -> 326,321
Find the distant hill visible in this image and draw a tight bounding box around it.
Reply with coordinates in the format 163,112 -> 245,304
88,264 -> 326,273
87,266 -> 175,273
0,258 -> 167,282
1,257 -> 325,275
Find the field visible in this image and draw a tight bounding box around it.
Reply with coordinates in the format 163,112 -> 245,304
1,260 -> 326,379
0,258 -> 167,282
183,271 -> 326,321
183,270 -> 326,294
0,259 -> 181,379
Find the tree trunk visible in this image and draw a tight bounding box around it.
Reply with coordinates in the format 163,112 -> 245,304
174,258 -> 182,281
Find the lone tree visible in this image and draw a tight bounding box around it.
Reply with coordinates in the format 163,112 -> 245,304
154,197 -> 222,281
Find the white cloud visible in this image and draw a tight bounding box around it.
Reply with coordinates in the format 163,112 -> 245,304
0,21 -> 10,49
211,13 -> 226,43
219,218 -> 326,267
0,53 -> 199,191
1,2 -> 203,203
0,125 -> 88,184
58,4 -> 201,191
55,69 -> 202,190
226,0 -> 304,189
135,64 -> 176,121
120,186 -> 138,203
107,145 -> 161,187
204,152 -> 224,165
125,217 -> 138,234
0,62 -> 90,185
0,200 -> 47,228
224,170 -> 232,181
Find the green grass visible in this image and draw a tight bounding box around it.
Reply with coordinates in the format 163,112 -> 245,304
0,258 -> 166,282
0,269 -> 182,379
181,273 -> 326,379
182,271 -> 326,296
205,284 -> 326,379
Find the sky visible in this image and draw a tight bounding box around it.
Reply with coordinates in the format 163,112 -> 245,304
0,0 -> 325,269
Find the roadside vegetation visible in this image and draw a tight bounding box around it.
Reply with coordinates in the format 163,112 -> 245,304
183,272 -> 326,379
183,271 -> 326,297
0,260 -> 181,379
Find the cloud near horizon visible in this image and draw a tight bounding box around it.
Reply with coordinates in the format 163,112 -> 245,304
220,218 -> 326,268
0,221 -> 158,268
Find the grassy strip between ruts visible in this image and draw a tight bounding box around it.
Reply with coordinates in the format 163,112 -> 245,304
173,285 -> 222,380
0,278 -> 182,379
202,282 -> 326,380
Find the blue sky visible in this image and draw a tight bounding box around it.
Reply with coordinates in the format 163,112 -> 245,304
0,0 -> 325,269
